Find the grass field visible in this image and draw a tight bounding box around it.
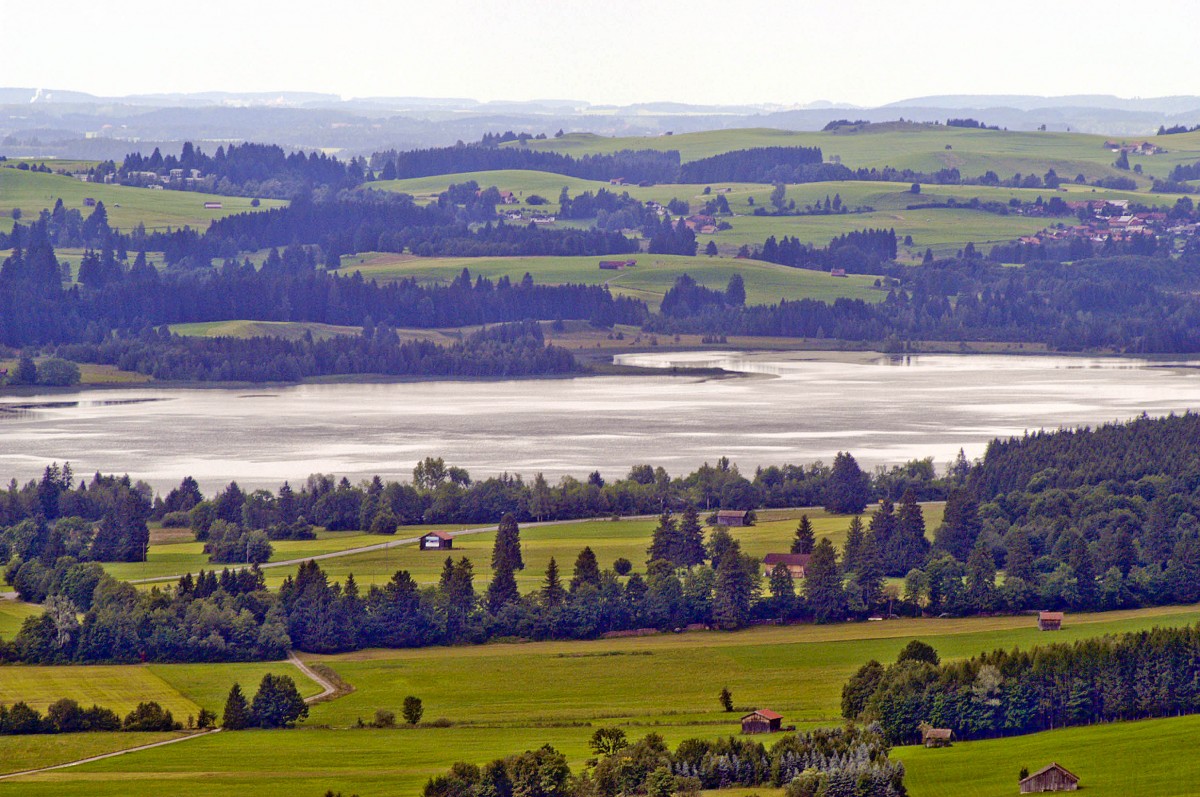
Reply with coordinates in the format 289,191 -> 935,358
170,320 -> 364,341
0,731 -> 186,776
0,659 -> 321,719
510,125 -> 1200,183
895,714 -> 1200,797
0,168 -> 285,231
0,600 -> 41,637
0,357 -> 151,387
5,603 -> 1200,795
347,252 -> 887,310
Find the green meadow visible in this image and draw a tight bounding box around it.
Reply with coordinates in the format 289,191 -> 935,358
512,125 -> 1200,182
0,168 -> 284,231
0,731 -> 186,776
347,252 -> 887,310
169,320 -> 364,341
4,603 -> 1200,795
0,600 -> 41,637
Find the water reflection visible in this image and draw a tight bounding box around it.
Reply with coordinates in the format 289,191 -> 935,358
0,352 -> 1196,491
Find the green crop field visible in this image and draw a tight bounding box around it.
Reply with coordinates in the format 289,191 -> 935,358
0,731 -> 185,776
511,125 -> 1200,183
0,600 -> 41,637
0,168 -> 285,231
348,252 -> 887,310
170,320 -> 364,341
4,603 -> 1200,796
895,714 -> 1200,797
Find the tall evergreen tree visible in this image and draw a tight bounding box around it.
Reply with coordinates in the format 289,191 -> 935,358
825,452 -> 871,514
934,487 -> 982,562
791,515 -> 815,554
893,489 -> 930,574
542,557 -> 565,607
647,510 -> 679,564
486,563 -> 520,614
570,546 -> 601,592
805,539 -> 846,623
843,516 -> 866,573
713,552 -> 755,629
222,683 -> 251,730
492,513 -> 524,571
675,505 -> 707,567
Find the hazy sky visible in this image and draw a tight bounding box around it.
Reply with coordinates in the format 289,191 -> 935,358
4,0 -> 1196,106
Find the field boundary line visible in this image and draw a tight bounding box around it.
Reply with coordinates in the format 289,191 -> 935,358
0,728 -> 220,781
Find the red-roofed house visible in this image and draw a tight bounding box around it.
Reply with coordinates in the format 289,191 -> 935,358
741,709 -> 783,734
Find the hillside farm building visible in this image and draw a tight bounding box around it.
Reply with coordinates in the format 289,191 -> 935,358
420,531 -> 453,551
1019,763 -> 1079,793
599,259 -> 637,270
203,201 -> 223,210
762,553 -> 811,579
715,510 -> 750,526
740,710 -> 783,734
1038,611 -> 1063,631
921,727 -> 953,748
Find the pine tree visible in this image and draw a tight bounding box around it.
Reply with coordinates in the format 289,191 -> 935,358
1004,528 -> 1036,583
805,539 -> 845,623
486,563 -> 520,614
966,542 -> 998,612
647,510 -> 679,564
570,546 -> 600,592
843,516 -> 866,573
713,553 -> 755,629
676,505 -> 707,567
825,452 -> 870,514
791,515 -> 815,554
894,489 -> 930,574
768,562 -> 795,617
492,513 -> 524,571
222,683 -> 251,730
542,557 -> 565,607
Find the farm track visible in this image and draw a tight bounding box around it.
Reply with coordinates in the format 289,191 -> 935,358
128,515 -> 657,585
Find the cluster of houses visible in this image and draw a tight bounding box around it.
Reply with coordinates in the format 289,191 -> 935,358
1019,198 -> 1196,247
123,168 -> 206,188
1104,140 -> 1164,156
599,259 -> 637,270
682,213 -> 719,234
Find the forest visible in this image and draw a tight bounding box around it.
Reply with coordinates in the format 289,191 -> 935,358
843,623 -> 1200,746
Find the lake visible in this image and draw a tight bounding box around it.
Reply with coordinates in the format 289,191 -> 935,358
0,352 -> 1197,491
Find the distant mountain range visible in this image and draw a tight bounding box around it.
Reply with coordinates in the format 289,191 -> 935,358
3,89 -> 1199,161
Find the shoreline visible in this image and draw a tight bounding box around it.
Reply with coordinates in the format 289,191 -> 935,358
3,345 -> 1200,398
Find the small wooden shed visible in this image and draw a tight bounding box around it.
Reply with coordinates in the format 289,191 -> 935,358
922,727 -> 953,748
1019,762 -> 1079,793
740,710 -> 783,734
762,553 -> 811,579
420,531 -> 453,551
1038,611 -> 1064,631
715,510 -> 750,527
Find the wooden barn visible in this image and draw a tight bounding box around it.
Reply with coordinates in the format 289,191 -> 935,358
921,727 -> 953,748
1038,611 -> 1064,631
420,531 -> 453,551
762,553 -> 811,579
715,509 -> 750,527
1019,763 -> 1079,793
599,259 -> 637,270
740,710 -> 783,734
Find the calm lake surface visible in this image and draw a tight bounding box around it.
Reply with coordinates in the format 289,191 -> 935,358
0,352 -> 1197,491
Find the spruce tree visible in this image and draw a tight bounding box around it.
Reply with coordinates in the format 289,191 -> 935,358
542,557 -> 565,607
805,539 -> 846,623
676,505 -> 707,567
895,490 -> 930,574
843,516 -> 866,573
647,510 -> 678,564
486,563 -> 520,614
492,513 -> 524,571
222,683 -> 251,730
791,515 -> 815,554
570,546 -> 600,592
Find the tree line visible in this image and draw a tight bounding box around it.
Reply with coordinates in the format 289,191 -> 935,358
843,623 -> 1200,746
424,725 -> 904,797
372,145 -> 682,184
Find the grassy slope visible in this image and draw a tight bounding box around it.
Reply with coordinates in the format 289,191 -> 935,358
169,320 -> 363,341
348,252 -> 887,311
0,732 -> 186,776
6,605 -> 1200,796
0,600 -> 42,637
0,168 -> 285,231
512,126 -> 1200,182
895,714 -> 1200,797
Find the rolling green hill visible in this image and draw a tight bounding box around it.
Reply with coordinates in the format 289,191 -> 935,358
0,168 -> 286,230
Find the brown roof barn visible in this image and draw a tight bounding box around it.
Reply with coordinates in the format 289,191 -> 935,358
715,509 -> 750,526
921,727 -> 953,748
420,531 -> 453,551
762,553 -> 811,579
1019,763 -> 1079,793
740,710 -> 783,734
1038,611 -> 1064,631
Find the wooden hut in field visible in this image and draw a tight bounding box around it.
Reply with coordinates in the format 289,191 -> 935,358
762,553 -> 811,579
1019,763 -> 1079,793
921,727 -> 953,748
420,531 -> 453,551
1038,611 -> 1064,631
715,509 -> 750,527
740,710 -> 783,734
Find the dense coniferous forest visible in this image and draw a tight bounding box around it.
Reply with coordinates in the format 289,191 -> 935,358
843,623 -> 1200,746
677,146 -> 838,183
3,415 -> 1200,664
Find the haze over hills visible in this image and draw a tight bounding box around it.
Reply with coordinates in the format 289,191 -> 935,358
3,88 -> 1200,159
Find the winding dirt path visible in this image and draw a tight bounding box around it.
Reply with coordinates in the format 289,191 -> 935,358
0,728 -> 222,781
